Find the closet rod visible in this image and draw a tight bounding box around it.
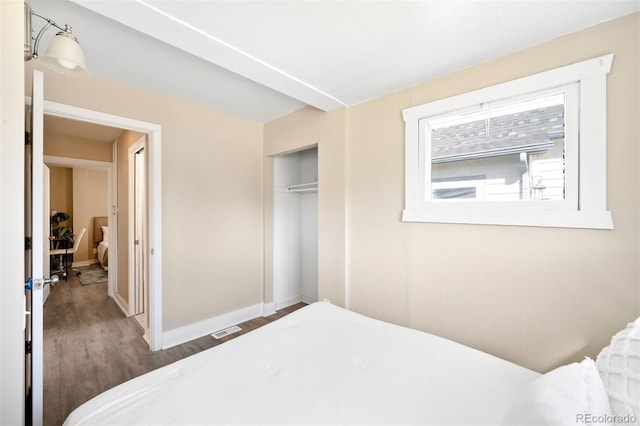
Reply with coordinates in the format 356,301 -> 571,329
288,181 -> 318,190
288,187 -> 318,193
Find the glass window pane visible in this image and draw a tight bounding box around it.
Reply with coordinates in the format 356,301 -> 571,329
429,93 -> 565,202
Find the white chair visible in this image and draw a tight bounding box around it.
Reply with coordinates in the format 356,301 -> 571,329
50,227 -> 86,280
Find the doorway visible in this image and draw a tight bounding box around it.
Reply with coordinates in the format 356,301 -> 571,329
40,117 -> 154,425
43,154 -> 113,297
37,100 -> 163,349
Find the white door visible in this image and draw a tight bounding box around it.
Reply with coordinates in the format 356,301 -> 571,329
134,146 -> 147,317
25,69 -> 52,426
44,165 -> 51,304
128,137 -> 147,337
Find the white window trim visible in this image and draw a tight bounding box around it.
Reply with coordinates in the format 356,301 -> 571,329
402,54 -> 614,229
423,84 -> 578,211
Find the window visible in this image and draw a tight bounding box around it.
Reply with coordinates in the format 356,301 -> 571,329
402,54 -> 614,229
428,90 -> 572,204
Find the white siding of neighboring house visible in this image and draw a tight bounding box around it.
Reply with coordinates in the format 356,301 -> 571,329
431,140 -> 565,201
432,154 -> 524,201
528,140 -> 565,200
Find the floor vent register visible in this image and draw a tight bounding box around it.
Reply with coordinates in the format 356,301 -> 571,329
211,325 -> 242,339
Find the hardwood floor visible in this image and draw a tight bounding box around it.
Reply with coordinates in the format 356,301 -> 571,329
43,269 -> 306,426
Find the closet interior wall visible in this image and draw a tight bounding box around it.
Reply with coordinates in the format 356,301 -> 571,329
273,147 -> 318,309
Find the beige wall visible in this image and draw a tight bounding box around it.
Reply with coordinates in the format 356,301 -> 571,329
44,136 -> 111,264
264,107 -> 347,307
49,167 -> 73,228
345,13 -> 640,373
72,168 -> 109,262
44,134 -> 113,162
25,59 -> 265,332
0,1 -> 25,423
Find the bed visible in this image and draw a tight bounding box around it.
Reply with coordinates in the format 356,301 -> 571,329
64,302 -> 639,425
93,216 -> 108,271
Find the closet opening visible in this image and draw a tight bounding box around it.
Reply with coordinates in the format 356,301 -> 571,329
272,146 -> 318,310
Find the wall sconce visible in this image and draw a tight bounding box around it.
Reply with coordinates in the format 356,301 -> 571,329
532,175 -> 547,200
24,3 -> 88,76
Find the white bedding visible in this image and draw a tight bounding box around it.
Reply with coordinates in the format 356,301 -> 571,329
97,241 -> 108,270
64,302 -> 539,425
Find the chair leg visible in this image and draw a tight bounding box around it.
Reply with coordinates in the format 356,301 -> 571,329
64,251 -> 68,281
60,253 -> 68,281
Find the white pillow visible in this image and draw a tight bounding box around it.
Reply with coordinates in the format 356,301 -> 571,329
503,358 -> 613,426
101,226 -> 108,243
596,317 -> 640,425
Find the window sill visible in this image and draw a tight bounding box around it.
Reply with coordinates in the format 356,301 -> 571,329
401,208 -> 614,230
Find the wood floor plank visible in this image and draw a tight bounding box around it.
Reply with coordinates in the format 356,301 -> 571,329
43,267 -> 306,425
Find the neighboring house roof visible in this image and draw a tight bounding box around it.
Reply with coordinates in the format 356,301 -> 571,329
432,104 -> 564,163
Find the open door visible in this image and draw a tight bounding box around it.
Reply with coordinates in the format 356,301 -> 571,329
129,137 -> 148,339
43,165 -> 51,304
134,145 -> 146,317
25,70 -> 56,426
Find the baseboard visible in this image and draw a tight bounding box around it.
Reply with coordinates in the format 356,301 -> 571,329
162,303 -> 264,350
112,291 -> 130,317
262,302 -> 276,317
72,259 -> 99,268
301,295 -> 317,305
274,295 -> 302,311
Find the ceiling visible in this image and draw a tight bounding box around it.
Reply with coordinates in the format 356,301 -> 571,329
28,1 -> 640,124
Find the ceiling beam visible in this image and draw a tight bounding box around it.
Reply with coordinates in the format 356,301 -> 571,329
70,0 -> 346,112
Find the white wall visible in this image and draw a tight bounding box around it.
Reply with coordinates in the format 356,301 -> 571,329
0,1 -> 25,423
300,149 -> 318,303
300,148 -> 318,184
301,193 -> 318,302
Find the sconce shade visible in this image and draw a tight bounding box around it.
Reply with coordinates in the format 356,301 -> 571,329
41,30 -> 88,76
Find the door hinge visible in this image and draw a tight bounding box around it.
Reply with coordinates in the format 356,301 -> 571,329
25,131 -> 31,146
25,341 -> 32,355
25,236 -> 32,250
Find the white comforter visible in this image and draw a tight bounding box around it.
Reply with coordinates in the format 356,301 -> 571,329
97,241 -> 108,269
64,302 -> 538,425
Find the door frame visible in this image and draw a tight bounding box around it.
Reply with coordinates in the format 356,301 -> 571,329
27,97 -> 164,351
